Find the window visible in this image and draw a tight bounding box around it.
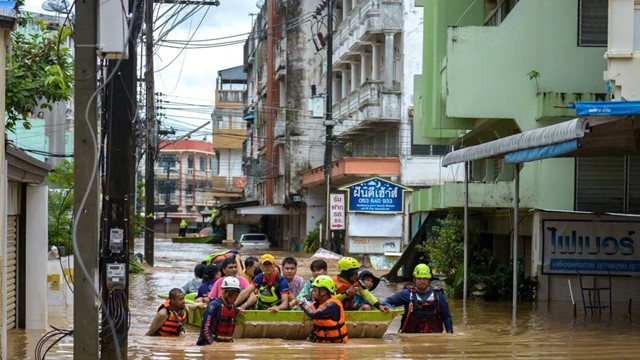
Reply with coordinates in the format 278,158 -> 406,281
187,155 -> 193,169
199,156 -> 205,171
578,0 -> 608,47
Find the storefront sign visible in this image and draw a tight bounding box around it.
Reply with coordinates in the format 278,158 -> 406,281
339,177 -> 412,213
542,218 -> 640,275
329,193 -> 345,230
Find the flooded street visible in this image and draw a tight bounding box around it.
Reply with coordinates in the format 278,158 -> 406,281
8,237 -> 640,359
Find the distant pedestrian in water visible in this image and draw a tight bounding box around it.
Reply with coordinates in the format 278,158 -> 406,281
382,264 -> 453,333
179,219 -> 188,237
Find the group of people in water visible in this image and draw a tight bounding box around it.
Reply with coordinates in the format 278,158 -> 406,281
146,249 -> 454,344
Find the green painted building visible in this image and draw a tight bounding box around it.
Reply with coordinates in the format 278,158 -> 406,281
411,0 -> 616,266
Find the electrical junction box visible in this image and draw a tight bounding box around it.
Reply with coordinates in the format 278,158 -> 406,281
98,0 -> 129,59
106,263 -> 126,289
109,228 -> 124,253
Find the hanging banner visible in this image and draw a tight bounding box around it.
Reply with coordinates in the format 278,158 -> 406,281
329,193 -> 345,230
541,215 -> 640,275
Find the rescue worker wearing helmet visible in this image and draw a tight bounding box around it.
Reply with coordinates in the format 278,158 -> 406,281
332,257 -> 390,312
382,264 -> 453,333
197,276 -> 242,345
298,275 -> 348,343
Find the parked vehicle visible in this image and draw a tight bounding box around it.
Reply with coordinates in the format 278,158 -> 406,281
237,233 -> 270,249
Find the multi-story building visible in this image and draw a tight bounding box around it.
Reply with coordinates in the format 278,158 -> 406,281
212,66 -> 247,203
242,0 -> 324,250
410,0 -> 612,273
155,139 -> 217,227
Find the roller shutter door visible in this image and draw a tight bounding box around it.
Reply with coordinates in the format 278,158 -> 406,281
5,215 -> 18,330
575,157 -> 624,213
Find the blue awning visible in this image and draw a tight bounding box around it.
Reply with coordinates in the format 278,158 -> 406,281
504,139 -> 579,164
243,114 -> 255,121
573,101 -> 640,117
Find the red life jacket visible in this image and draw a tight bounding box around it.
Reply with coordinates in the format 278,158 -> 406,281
157,300 -> 187,336
208,298 -> 238,342
400,286 -> 444,333
311,297 -> 348,343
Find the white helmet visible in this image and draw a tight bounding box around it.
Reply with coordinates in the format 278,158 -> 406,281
221,276 -> 241,292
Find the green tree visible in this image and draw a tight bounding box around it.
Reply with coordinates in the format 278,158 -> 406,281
5,16 -> 73,132
48,160 -> 74,254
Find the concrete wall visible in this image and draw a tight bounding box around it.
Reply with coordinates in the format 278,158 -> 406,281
25,185 -> 48,329
605,0 -> 640,100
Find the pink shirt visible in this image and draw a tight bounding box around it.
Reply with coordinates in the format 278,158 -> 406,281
207,275 -> 250,299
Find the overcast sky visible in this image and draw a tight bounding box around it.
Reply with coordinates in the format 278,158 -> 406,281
24,0 -> 257,138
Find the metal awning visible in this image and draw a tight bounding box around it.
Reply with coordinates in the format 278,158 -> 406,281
236,205 -> 297,215
443,101 -> 640,166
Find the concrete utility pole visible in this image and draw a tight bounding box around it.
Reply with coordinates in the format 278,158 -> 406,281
144,0 -> 156,266
74,0 -> 100,357
100,0 -> 143,356
324,0 -> 335,250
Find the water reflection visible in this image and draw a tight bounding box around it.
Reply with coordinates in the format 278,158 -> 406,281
7,237 -> 640,359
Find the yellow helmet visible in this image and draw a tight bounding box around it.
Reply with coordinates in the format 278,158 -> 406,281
337,257 -> 361,273
311,275 -> 336,295
413,264 -> 432,279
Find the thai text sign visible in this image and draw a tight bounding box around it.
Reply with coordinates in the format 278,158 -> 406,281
329,194 -> 345,230
542,218 -> 640,275
339,177 -> 411,213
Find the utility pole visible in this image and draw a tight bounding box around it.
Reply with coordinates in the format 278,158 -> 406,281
74,0 -> 99,357
100,0 -> 142,356
324,0 -> 334,250
144,0 -> 156,266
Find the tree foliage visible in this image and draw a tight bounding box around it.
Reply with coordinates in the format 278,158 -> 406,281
6,16 -> 73,132
48,160 -> 74,254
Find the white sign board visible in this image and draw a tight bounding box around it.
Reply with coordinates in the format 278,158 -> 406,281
541,214 -> 640,275
348,213 -> 403,237
349,237 -> 402,254
329,193 -> 345,230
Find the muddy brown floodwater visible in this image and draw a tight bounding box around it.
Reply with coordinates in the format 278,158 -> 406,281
8,237 -> 640,359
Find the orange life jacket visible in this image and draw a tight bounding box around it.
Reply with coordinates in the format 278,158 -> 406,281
311,297 -> 348,343
157,300 -> 187,336
331,275 -> 357,309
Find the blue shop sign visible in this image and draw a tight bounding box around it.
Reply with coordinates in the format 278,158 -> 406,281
339,177 -> 412,213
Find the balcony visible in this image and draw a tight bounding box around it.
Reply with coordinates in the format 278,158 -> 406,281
332,80 -> 401,128
334,0 -> 403,62
274,40 -> 286,79
274,109 -> 286,142
215,90 -> 245,108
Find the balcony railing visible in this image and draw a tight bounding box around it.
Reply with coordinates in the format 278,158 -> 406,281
334,0 -> 402,62
274,108 -> 286,139
216,89 -> 245,104
274,40 -> 286,74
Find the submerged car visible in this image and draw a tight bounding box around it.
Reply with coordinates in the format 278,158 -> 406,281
237,233 -> 270,249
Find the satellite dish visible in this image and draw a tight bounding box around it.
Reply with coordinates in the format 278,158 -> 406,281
41,0 -> 70,14
256,0 -> 264,9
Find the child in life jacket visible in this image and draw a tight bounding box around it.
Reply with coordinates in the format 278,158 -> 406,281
350,270 -> 381,310
197,277 -> 242,344
146,288 -> 187,336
